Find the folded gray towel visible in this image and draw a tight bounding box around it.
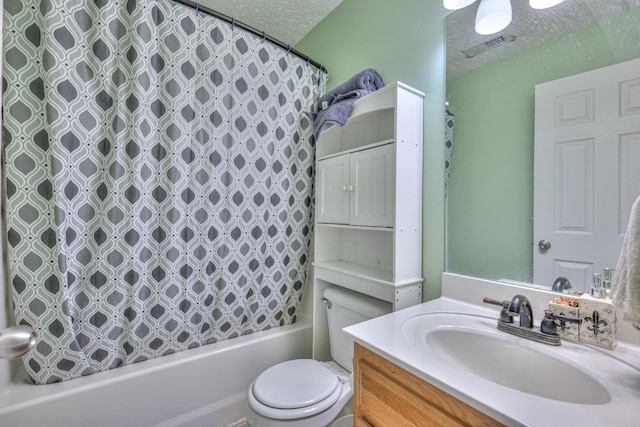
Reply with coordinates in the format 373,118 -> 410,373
308,68 -> 384,139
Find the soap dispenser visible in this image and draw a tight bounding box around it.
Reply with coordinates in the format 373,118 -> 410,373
590,272 -> 607,298
602,267 -> 614,297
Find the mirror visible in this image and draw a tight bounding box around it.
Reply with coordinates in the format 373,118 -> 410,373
445,0 -> 640,291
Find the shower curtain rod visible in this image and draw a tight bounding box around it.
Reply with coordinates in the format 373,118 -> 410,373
171,0 -> 328,73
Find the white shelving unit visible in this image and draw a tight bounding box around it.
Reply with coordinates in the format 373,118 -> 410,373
312,82 -> 425,361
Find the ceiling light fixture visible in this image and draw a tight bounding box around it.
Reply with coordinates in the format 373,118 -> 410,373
444,0 -> 566,34
475,0 -> 512,35
529,0 -> 566,9
443,0 -> 477,9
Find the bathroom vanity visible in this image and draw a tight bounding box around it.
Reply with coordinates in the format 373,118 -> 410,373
353,343 -> 501,426
346,273 -> 640,427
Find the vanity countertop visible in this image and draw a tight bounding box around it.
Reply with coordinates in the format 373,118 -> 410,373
344,276 -> 640,427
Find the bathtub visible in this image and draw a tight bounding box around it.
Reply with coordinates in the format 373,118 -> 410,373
0,320 -> 312,427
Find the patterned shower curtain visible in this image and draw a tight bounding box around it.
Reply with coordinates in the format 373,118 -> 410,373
3,0 -> 326,384
445,109 -> 454,198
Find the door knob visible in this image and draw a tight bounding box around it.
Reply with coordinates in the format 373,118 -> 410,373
538,240 -> 551,251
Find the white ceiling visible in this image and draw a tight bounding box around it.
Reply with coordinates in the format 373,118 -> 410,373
199,0 -> 343,46
447,0 -> 640,79
193,0 -> 638,78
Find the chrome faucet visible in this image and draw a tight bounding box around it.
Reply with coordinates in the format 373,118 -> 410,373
551,277 -> 572,293
507,294 -> 534,328
483,294 -> 581,346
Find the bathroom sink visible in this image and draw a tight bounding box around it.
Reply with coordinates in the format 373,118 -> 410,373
402,313 -> 611,405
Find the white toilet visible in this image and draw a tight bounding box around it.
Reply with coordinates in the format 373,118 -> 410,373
247,286 -> 391,427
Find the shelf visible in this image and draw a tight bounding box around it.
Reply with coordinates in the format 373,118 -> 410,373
315,223 -> 393,232
312,82 -> 424,361
317,139 -> 394,162
345,83 -> 424,121
313,261 -> 423,307
314,261 -> 393,285
316,104 -> 395,159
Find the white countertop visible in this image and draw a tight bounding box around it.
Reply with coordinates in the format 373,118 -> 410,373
344,276 -> 640,427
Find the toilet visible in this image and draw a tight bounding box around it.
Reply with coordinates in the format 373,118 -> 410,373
247,286 -> 391,427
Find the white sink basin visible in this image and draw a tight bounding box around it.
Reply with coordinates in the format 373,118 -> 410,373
402,313 -> 611,405
346,294 -> 640,427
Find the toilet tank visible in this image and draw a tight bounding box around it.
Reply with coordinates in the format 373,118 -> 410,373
323,286 -> 392,372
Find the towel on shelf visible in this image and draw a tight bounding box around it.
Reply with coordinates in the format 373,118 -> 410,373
611,195 -> 640,328
307,68 -> 384,139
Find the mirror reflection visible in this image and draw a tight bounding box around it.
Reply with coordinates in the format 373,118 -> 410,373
445,0 -> 640,292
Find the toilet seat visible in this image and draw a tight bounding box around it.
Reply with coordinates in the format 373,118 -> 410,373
248,359 -> 344,420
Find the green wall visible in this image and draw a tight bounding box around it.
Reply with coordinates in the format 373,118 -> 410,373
446,10 -> 640,283
296,0 -> 449,300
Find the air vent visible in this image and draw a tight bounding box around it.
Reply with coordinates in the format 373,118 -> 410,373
462,35 -> 517,58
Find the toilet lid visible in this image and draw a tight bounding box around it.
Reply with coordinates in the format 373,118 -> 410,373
252,359 -> 339,409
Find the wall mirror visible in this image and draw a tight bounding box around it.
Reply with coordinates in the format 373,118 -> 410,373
445,0 -> 640,292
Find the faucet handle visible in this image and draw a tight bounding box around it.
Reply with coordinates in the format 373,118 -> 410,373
482,297 -> 506,306
541,310 -> 581,336
483,297 -> 514,323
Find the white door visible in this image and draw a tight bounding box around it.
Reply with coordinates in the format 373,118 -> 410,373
350,144 -> 395,227
316,154 -> 350,224
534,58 -> 640,291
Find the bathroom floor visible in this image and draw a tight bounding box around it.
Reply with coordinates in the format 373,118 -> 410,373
328,397 -> 354,426
227,397 -> 354,427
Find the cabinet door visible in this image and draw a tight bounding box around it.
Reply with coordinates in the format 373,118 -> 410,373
354,344 -> 504,427
317,154 -> 350,224
350,144 -> 395,227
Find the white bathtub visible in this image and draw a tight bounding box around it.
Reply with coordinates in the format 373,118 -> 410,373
0,320 -> 312,427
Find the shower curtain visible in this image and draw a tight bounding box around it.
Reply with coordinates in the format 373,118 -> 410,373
3,0 -> 326,384
445,109 -> 454,198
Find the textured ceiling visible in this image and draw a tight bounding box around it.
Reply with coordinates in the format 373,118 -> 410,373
198,0 -> 343,46
447,0 -> 640,79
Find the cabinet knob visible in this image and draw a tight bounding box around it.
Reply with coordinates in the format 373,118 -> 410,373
342,185 -> 348,192
348,185 -> 354,192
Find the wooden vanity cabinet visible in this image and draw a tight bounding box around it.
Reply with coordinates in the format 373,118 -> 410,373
353,344 -> 504,427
